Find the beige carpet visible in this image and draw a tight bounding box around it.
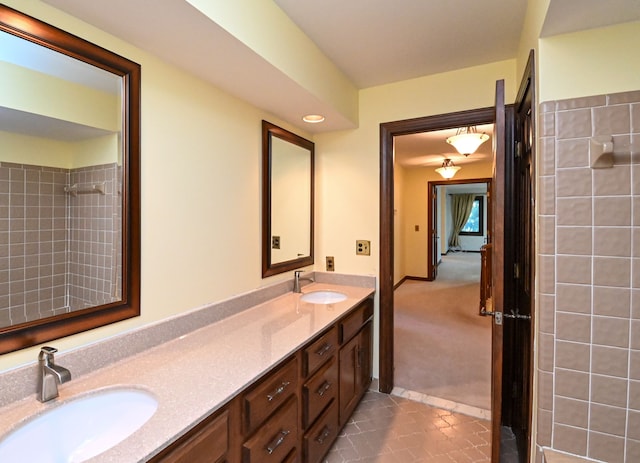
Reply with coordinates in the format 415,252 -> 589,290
394,252 -> 492,411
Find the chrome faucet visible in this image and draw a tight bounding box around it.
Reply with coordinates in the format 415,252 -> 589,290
293,270 -> 314,293
37,346 -> 71,402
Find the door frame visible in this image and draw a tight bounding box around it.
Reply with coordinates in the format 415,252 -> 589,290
426,178 -> 492,281
379,107 -> 495,393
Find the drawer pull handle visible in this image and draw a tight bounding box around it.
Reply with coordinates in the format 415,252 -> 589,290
267,381 -> 290,402
315,425 -> 332,445
266,429 -> 290,455
315,343 -> 332,356
316,381 -> 332,397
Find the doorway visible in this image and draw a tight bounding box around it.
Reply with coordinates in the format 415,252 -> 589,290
427,179 -> 492,280
378,101 -> 514,461
391,128 -> 495,422
379,55 -> 535,463
378,107 -> 495,394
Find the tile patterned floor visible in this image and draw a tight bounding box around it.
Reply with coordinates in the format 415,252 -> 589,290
325,391 -> 491,462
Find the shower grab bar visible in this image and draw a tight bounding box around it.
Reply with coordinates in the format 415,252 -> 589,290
64,182 -> 105,196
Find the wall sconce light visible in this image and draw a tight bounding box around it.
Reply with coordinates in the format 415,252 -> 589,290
435,158 -> 461,179
446,126 -> 489,156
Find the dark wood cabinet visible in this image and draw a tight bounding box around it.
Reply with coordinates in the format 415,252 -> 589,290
151,296 -> 373,463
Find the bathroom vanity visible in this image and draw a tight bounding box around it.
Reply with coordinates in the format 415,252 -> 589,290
0,279 -> 374,463
150,295 -> 373,463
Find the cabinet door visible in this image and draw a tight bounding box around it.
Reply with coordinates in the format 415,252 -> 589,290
150,409 -> 229,463
339,321 -> 372,427
339,332 -> 359,427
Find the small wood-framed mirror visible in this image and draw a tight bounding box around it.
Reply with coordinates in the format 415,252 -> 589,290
262,121 -> 314,277
0,5 -> 140,354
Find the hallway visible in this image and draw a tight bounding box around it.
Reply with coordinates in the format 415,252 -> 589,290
393,252 -> 492,413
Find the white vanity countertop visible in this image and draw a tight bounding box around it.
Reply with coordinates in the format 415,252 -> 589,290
0,282 -> 374,462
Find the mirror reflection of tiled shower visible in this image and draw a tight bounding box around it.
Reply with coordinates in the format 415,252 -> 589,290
0,161 -> 121,328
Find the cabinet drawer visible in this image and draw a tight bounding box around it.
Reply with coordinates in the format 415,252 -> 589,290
303,402 -> 339,463
242,397 -> 298,463
303,327 -> 338,376
303,355 -> 338,428
243,357 -> 298,434
340,298 -> 373,344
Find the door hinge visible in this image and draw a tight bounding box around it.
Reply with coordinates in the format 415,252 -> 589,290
515,141 -> 523,158
514,262 -> 521,279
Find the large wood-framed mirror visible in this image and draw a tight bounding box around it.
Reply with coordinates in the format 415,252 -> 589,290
0,5 -> 140,354
262,121 -> 314,277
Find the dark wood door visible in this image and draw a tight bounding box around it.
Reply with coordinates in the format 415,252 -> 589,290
502,50 -> 535,462
489,78 -> 506,462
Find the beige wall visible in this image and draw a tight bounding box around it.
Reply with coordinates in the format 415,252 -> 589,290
0,0 -> 310,369
539,21 -> 640,103
0,15 -> 516,374
0,131 -> 118,168
0,130 -> 74,167
0,61 -> 120,132
316,60 -> 517,375
0,2 -> 516,383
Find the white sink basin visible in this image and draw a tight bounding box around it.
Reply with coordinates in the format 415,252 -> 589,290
301,290 -> 347,304
0,388 -> 157,463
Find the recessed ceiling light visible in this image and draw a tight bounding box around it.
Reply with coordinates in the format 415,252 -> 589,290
303,114 -> 325,123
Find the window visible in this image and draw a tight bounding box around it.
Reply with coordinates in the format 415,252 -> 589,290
460,196 -> 484,236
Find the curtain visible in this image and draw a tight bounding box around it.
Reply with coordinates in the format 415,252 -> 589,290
449,194 -> 475,248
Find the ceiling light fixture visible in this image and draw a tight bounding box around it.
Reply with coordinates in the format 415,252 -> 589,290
435,158 -> 460,179
446,126 -> 489,156
302,114 -> 325,123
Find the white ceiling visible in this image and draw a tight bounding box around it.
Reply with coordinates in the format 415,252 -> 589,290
273,0 -> 528,89
23,0 -> 640,163
273,0 -> 640,88
41,1 -> 640,127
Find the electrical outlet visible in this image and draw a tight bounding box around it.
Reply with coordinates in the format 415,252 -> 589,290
326,256 -> 335,271
271,235 -> 280,249
356,240 -> 370,256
